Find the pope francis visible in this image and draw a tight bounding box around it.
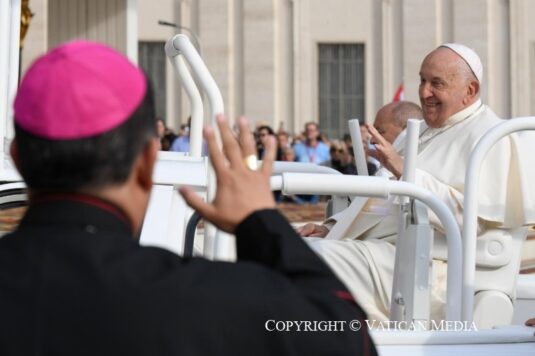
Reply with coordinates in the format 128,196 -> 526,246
300,43 -> 535,322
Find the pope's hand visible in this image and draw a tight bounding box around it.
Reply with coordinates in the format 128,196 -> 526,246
180,115 -> 276,233
297,223 -> 329,238
366,123 -> 404,179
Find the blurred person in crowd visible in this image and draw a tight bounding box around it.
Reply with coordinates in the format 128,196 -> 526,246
281,145 -> 296,162
293,122 -> 330,203
324,141 -> 351,174
170,117 -> 207,155
156,118 -> 177,151
277,131 -> 291,150
257,125 -> 283,160
293,122 -> 330,165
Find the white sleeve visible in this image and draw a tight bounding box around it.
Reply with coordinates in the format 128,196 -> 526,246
414,168 -> 484,234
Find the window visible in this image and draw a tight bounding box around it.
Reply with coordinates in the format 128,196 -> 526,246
138,41 -> 166,120
318,44 -> 365,140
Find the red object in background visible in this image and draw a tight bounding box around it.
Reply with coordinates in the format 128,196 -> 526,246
393,83 -> 405,102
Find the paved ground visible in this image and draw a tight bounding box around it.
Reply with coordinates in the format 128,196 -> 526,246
276,202 -> 327,224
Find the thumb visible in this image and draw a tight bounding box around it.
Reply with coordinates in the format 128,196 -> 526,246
297,223 -> 314,237
179,187 -> 217,223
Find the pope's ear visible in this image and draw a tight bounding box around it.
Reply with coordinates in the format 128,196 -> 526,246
467,80 -> 479,97
464,80 -> 479,105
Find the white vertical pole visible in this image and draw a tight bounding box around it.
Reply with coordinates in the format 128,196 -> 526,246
126,0 -> 138,64
168,34 -> 231,260
390,118 -> 422,322
400,119 -> 421,200
0,0 -> 21,175
167,55 -> 203,157
0,1 -> 11,160
348,119 -> 369,176
6,0 -> 21,142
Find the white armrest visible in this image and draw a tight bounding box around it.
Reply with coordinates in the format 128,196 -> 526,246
434,229 -> 513,268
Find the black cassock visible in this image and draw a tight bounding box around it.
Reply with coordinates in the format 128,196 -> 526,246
0,194 -> 376,356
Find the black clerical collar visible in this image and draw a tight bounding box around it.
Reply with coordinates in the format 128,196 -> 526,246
30,192 -> 132,231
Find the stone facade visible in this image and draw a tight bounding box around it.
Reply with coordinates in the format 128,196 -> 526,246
19,0 -> 535,134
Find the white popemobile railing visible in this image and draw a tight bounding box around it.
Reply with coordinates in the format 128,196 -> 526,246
271,173 -> 463,322
163,34 -> 353,258
348,118 -> 369,176
165,34 -> 234,260
165,36 -> 534,343
461,117 -> 535,323
373,118 -> 535,355
389,118 -> 432,325
165,53 -> 204,158
139,35 -> 214,255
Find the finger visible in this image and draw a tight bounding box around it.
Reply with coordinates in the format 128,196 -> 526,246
366,123 -> 388,146
526,318 -> 535,326
296,224 -> 307,233
216,114 -> 243,168
261,136 -> 276,177
204,126 -> 228,176
310,233 -> 327,238
296,224 -> 313,236
179,187 -> 217,222
237,116 -> 256,158
366,147 -> 380,161
296,227 -> 305,235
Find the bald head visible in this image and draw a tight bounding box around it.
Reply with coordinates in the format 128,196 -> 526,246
419,46 -> 480,128
374,101 -> 423,144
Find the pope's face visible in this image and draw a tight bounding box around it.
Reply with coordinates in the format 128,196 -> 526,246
418,48 -> 472,128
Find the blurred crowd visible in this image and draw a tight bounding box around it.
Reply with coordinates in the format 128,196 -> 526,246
157,100 -> 425,205
157,117 -> 374,177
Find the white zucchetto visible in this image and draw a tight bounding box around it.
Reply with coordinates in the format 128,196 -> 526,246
440,43 -> 483,83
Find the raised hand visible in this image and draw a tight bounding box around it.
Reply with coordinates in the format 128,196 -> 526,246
365,123 -> 404,178
179,115 -> 276,233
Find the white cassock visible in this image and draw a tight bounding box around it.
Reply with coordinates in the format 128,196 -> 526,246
306,99 -> 535,322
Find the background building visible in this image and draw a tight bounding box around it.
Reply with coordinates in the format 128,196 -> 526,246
17,0 -> 535,139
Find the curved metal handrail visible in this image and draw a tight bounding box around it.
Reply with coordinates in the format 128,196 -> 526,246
164,51 -> 204,158
166,34 -> 224,126
272,161 -> 342,176
165,34 -> 225,259
461,117 -> 535,322
279,172 -> 463,321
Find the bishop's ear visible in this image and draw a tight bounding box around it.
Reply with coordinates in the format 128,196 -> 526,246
9,139 -> 21,174
135,138 -> 159,191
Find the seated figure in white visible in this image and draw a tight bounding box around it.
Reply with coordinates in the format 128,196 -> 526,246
299,43 -> 535,322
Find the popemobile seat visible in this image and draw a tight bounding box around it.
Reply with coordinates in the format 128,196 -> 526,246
433,226 -> 530,329
386,118 -> 535,330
